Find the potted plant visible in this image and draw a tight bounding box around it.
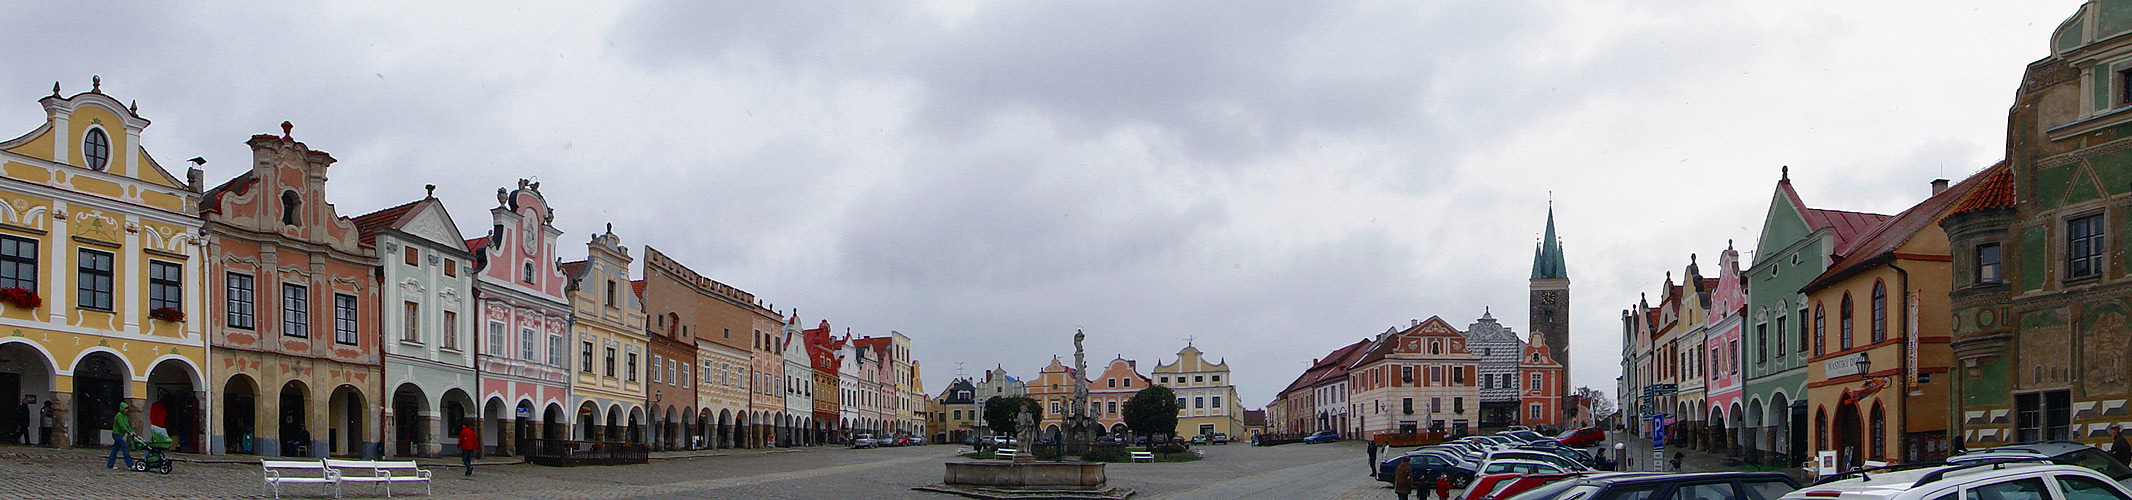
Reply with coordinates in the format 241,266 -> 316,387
149,306 -> 185,322
0,287 -> 40,309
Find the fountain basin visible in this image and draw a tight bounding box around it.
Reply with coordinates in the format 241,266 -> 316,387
943,461 -> 1107,490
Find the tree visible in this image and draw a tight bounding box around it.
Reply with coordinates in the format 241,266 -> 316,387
983,397 -> 1042,438
1574,387 -> 1615,422
1121,385 -> 1179,449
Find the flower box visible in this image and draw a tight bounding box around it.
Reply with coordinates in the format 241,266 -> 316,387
0,287 -> 40,310
149,307 -> 185,322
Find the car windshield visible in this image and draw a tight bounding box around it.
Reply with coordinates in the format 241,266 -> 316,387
2058,448 -> 2132,481
1502,481 -> 1589,500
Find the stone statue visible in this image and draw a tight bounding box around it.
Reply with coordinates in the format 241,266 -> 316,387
1014,407 -> 1037,463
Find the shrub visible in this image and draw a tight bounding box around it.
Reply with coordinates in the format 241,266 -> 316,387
1079,448 -> 1123,462
1152,443 -> 1187,455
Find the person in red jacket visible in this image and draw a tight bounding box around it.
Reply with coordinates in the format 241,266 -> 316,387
458,421 -> 480,476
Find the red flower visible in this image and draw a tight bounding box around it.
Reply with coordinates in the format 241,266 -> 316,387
0,287 -> 40,309
150,307 -> 185,322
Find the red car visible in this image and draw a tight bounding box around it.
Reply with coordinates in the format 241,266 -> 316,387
1556,427 -> 1606,448
1460,473 -> 1587,500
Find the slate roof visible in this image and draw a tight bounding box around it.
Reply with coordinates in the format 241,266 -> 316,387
1531,208 -> 1568,280
1804,163 -> 2001,292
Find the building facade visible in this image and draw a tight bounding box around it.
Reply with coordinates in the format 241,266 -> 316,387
641,246 -> 759,449
1466,311 -> 1523,430
1529,208 -> 1572,420
1152,344 -> 1243,439
1703,244 -> 1747,454
561,227 -> 648,446
469,179 -> 573,455
0,83 -> 209,453
355,193 -> 477,458
202,128 -> 382,458
1349,317 -> 1481,437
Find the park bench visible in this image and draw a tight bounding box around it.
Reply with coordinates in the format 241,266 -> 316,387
1129,451 -> 1154,463
326,459 -> 434,497
994,448 -> 1019,459
262,460 -> 341,499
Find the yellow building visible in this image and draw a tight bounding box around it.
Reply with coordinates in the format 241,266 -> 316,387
1802,173 -> 1982,466
1153,344 -> 1243,438
0,79 -> 208,451
561,228 -> 648,443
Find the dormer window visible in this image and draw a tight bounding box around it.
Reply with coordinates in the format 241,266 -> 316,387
280,191 -> 301,226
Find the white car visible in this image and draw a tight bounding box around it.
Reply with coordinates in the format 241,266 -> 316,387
1482,449 -> 1589,472
1783,462 -> 2130,500
852,434 -> 877,448
1478,458 -> 1569,475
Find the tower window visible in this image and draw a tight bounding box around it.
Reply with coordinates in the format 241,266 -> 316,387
83,128 -> 110,171
1976,243 -> 2002,283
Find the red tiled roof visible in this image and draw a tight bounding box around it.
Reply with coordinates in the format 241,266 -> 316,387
558,260 -> 588,281
1804,163 -> 2002,292
465,237 -> 488,253
1278,338 -> 1373,396
631,279 -> 645,299
198,171 -> 258,216
1950,161 -> 2014,215
1780,179 -> 1894,249
351,198 -> 429,246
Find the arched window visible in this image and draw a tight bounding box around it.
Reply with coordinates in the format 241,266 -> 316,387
1813,304 -> 1826,356
1869,402 -> 1886,461
523,261 -> 536,284
278,191 -> 303,226
1839,293 -> 1854,350
1870,281 -> 1887,343
1815,407 -> 1828,451
83,128 -> 111,171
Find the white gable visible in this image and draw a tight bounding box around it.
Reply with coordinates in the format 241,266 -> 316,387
402,202 -> 469,251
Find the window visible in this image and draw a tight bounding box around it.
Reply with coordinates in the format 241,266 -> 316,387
333,294 -> 357,345
1429,340 -> 1442,354
652,355 -> 663,382
1814,304 -> 1826,356
135,260 -> 180,313
580,342 -> 594,373
1194,397 -> 1204,409
0,236 -> 34,291
442,311 -> 458,350
626,352 -> 638,382
1124,378 -> 1132,387
548,333 -> 561,366
2015,390 -> 2073,442
1774,316 -> 1787,356
1839,293 -> 1854,350
1755,323 -> 1768,363
487,322 -> 505,355
223,273 -> 255,328
1871,281 -> 1888,343
1212,396 -> 1222,408
76,249 -> 112,310
522,261 -> 535,284
2071,214 -> 2107,279
82,128 -> 110,171
519,327 -> 536,360
1530,373 -> 1542,391
281,191 -> 301,226
1194,375 -> 1204,383
281,283 -> 309,338
681,364 -> 690,388
1107,379 -> 1116,388
1453,366 -> 1466,384
1158,377 -> 1168,384
1798,307 -> 1811,353
404,246 -> 418,266
1430,366 -> 1443,384
1976,244 -> 2002,283
1728,340 -> 1738,374
1529,403 -> 1542,420
1870,403 -> 1887,460
2058,474 -> 2132,500
1452,397 -> 1462,413
604,281 -> 616,307
1431,397 -> 1442,413
1106,402 -> 1116,414
1968,478 -> 2048,500
444,259 -> 457,277
1212,375 -> 1220,383
1671,482 -> 1738,500
1402,366 -> 1414,384
402,302 -> 420,342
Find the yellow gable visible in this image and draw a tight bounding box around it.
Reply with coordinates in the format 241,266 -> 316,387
0,81 -> 192,212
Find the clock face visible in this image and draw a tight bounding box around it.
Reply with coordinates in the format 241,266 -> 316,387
1540,292 -> 1557,305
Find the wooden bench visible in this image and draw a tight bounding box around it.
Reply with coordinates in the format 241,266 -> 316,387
994,448 -> 1020,459
262,460 -> 341,499
326,459 -> 434,497
1129,451 -> 1154,463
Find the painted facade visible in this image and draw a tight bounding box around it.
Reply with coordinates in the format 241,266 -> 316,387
561,227 -> 649,447
937,377 -> 977,443
0,83 -> 209,454
1348,317 -> 1481,438
644,293 -> 695,450
1465,311 -> 1523,429
803,320 -> 840,444
1703,244 -> 1747,454
1517,332 -> 1565,428
355,193 -> 477,458
641,245 -> 765,449
202,127 -> 382,458
1088,357 -> 1152,436
1152,344 -> 1243,438
468,179 -> 572,455
780,318 -> 814,446
1029,358 -> 1076,437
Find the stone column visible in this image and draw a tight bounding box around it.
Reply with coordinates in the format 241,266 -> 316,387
381,406 -> 399,458
257,390 -> 281,457
494,418 -> 514,457
48,392 -> 71,450
418,414 -> 440,457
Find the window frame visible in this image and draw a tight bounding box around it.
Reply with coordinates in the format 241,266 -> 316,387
1871,281 -> 1888,343
0,235 -> 36,292
82,127 -> 111,171
333,293 -> 358,345
76,248 -> 114,311
401,301 -> 421,343
225,272 -> 255,329
281,283 -> 309,338
2069,213 -> 2107,280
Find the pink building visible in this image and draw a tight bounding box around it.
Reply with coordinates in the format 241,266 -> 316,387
1702,244 -> 1747,453
470,180 -> 572,454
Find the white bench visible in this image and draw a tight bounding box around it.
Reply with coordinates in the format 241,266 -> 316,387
262,460 -> 341,499
326,459 -> 434,497
994,448 -> 1020,459
1130,451 -> 1154,463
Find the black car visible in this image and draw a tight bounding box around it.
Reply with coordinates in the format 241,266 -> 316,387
1499,472 -> 1801,500
1376,452 -> 1479,486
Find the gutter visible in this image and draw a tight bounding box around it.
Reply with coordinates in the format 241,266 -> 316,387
1888,260 -> 1911,460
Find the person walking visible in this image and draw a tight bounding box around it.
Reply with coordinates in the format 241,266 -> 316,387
2111,425 -> 2130,466
1368,441 -> 1380,472
105,402 -> 132,469
10,397 -> 27,445
458,421 -> 481,477
1393,459 -> 1414,500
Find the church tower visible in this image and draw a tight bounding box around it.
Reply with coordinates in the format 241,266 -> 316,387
1529,206 -> 1571,409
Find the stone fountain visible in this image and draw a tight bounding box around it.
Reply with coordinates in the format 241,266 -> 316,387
919,329 -> 1126,499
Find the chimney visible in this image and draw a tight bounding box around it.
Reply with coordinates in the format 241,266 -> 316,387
1931,178 -> 1950,195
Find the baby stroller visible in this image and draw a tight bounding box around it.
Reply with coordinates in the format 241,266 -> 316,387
129,431 -> 173,474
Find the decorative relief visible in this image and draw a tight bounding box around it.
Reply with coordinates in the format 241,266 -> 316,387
69,210 -> 120,243
2083,311 -> 2129,396
399,278 -> 425,296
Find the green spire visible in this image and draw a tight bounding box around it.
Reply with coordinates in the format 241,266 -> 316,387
1531,207 -> 1568,280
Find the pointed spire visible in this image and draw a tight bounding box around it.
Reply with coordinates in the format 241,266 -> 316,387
1530,206 -> 1568,279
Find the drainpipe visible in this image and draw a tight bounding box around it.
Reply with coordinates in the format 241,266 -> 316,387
1888,260 -> 1911,460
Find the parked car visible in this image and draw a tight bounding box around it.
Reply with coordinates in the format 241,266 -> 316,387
1785,462 -> 2131,500
1515,442 -> 1597,468
1945,441 -> 2132,490
1479,459 -> 1571,476
1460,473 -> 1589,500
1418,444 -> 1487,463
1499,430 -> 1549,443
1210,433 -> 1229,444
852,434 -> 878,448
909,435 -> 927,446
1378,451 -> 1480,486
1501,472 -> 1799,500
1483,450 -> 1589,472
1505,425 -> 1533,432
1557,427 -> 1606,448
892,435 -> 914,446
1303,430 -> 1341,444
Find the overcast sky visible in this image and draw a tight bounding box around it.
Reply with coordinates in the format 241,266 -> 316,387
1,1 -> 2084,408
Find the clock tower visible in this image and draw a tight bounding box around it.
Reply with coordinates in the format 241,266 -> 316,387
1529,206 -> 1571,409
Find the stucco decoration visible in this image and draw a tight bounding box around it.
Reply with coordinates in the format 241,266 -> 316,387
438,288 -> 461,308
399,278 -> 425,296
2083,310 -> 2129,395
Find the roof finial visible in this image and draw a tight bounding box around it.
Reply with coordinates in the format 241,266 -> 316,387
1781,165 -> 1789,182
281,121 -> 294,140
424,184 -> 436,198
50,81 -> 59,97
90,75 -> 100,93
128,100 -> 137,113
605,222 -> 613,234
1548,190 -> 1553,208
